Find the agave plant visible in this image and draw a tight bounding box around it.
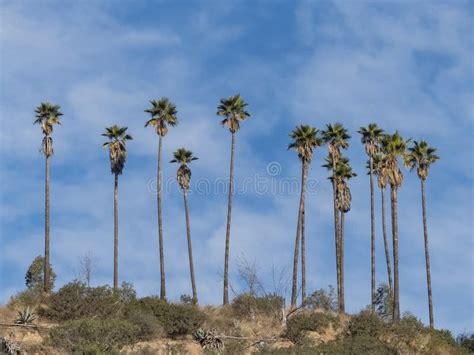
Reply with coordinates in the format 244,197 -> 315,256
194,328 -> 224,350
15,307 -> 37,325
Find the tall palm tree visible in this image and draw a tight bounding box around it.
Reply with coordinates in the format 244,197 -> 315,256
102,125 -> 132,290
358,123 -> 384,311
322,123 -> 351,313
371,153 -> 393,292
34,102 -> 63,294
380,131 -> 409,322
288,125 -> 324,310
217,94 -> 250,305
405,140 -> 439,328
170,148 -> 199,304
145,98 -> 178,300
333,158 -> 356,313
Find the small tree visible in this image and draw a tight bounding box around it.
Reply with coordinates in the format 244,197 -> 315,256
25,255 -> 56,291
374,283 -> 393,321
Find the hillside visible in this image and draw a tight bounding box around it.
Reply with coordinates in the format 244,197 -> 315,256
0,283 -> 471,354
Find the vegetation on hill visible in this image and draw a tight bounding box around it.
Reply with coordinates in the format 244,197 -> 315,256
1,264 -> 471,354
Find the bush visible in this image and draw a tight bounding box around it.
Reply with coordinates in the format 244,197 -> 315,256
48,318 -> 140,353
317,336 -> 396,354
348,310 -> 385,338
9,288 -> 45,308
388,312 -> 425,342
40,281 -> 136,321
126,309 -> 162,340
285,312 -> 338,344
457,332 -> 474,352
304,286 -> 337,312
231,293 -> 284,319
129,297 -> 206,337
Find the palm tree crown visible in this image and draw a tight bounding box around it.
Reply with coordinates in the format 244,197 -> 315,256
217,94 -> 250,133
145,98 -> 178,136
358,123 -> 384,157
405,140 -> 439,181
102,125 -> 132,175
322,123 -> 351,160
170,148 -> 198,191
34,102 -> 64,157
333,158 -> 357,213
288,125 -> 324,162
371,152 -> 389,189
380,131 -> 410,188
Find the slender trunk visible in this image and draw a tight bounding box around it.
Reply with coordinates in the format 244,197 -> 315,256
290,161 -> 305,310
339,210 -> 345,313
183,191 -> 198,303
391,184 -> 400,322
421,180 -> 434,328
370,159 -> 376,311
44,155 -> 50,293
301,161 -> 308,304
332,161 -> 341,313
157,135 -> 166,299
381,187 -> 393,291
113,174 -> 119,290
223,133 -> 235,305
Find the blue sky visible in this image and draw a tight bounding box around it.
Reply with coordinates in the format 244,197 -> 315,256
0,0 -> 472,334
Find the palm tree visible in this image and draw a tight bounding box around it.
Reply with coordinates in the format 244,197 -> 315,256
358,123 -> 384,311
333,158 -> 356,313
405,140 -> 439,328
380,131 -> 409,322
217,94 -> 251,305
288,125 -> 324,310
322,123 -> 351,313
102,126 -> 132,290
34,102 -> 63,294
145,98 -> 178,300
371,153 -> 393,292
170,148 -> 199,304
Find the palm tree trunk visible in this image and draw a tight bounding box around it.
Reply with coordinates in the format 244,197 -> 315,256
300,161 -> 308,304
391,184 -> 400,322
157,135 -> 166,300
290,161 -> 305,310
184,190 -> 198,304
332,162 -> 341,313
370,159 -> 376,311
113,173 -> 119,290
44,155 -> 50,293
339,210 -> 345,313
223,133 -> 235,305
421,179 -> 434,328
381,187 -> 393,291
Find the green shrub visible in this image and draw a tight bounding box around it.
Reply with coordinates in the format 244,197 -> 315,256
126,309 -> 162,340
317,336 -> 396,354
348,310 -> 384,337
231,293 -> 284,319
304,286 -> 337,312
40,281 -> 136,321
388,312 -> 425,342
285,312 -> 337,344
25,255 -> 56,292
9,288 -> 45,308
129,297 -> 206,337
457,332 -> 474,352
48,318 -> 140,353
